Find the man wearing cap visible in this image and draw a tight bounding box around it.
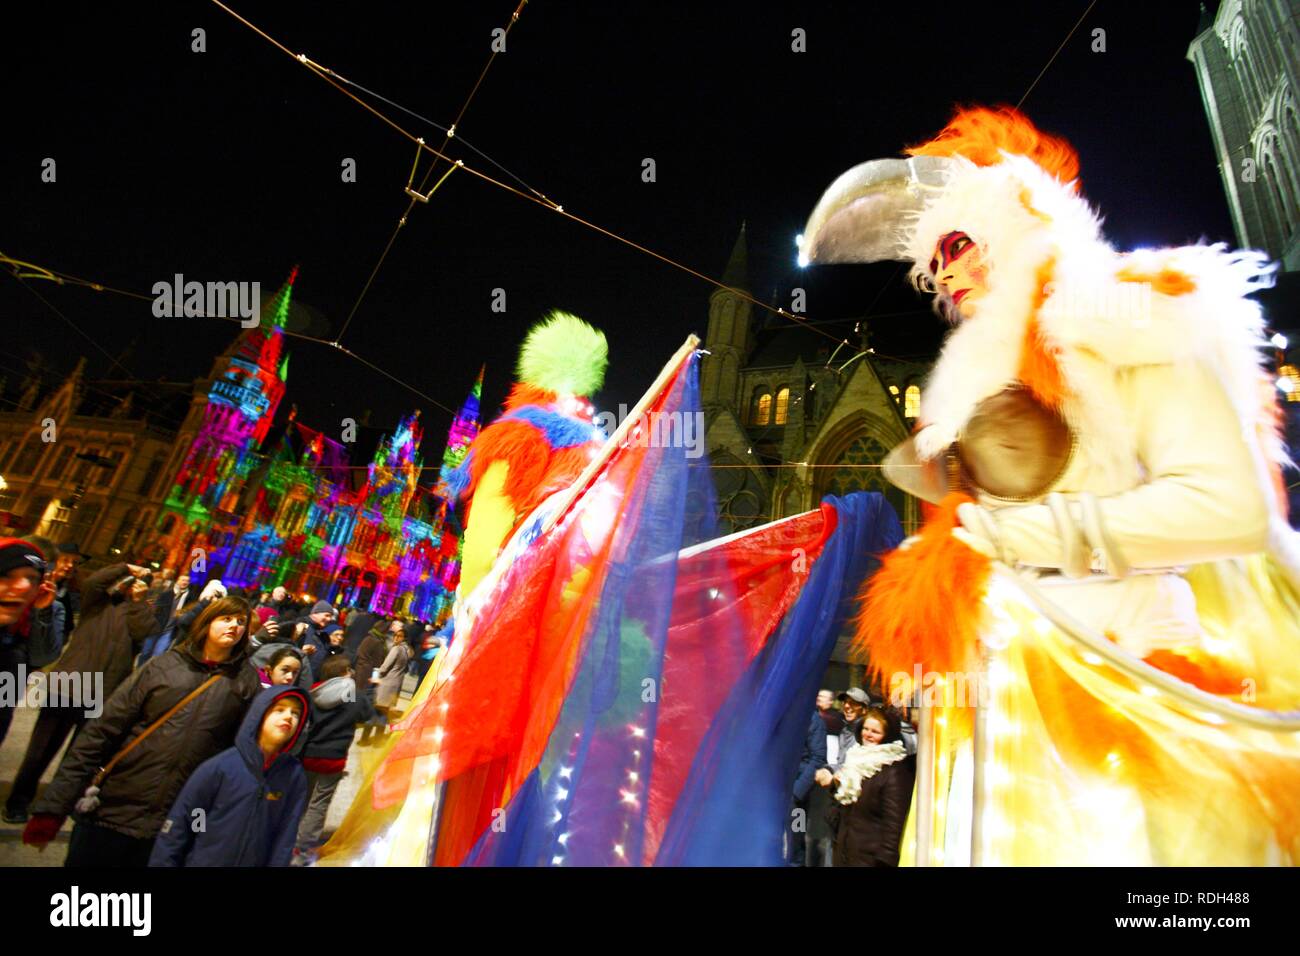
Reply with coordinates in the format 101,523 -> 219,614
293,601 -> 336,682
817,688 -> 871,786
0,539 -> 52,749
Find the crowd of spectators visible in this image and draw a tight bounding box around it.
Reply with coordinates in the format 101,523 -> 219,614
0,538 -> 446,866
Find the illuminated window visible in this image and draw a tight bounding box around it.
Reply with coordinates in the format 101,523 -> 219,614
1281,365 -> 1300,403
774,387 -> 791,425
751,391 -> 772,426
888,385 -> 900,404
904,385 -> 921,419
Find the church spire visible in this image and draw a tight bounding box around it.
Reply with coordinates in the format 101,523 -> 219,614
262,264 -> 299,330
721,221 -> 749,291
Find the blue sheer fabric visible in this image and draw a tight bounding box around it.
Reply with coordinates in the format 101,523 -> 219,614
458,355 -> 902,866
655,492 -> 901,865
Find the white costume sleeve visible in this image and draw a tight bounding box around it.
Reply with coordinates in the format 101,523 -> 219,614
974,361 -> 1271,572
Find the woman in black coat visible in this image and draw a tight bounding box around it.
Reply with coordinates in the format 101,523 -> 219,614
828,707 -> 915,867
23,596 -> 262,866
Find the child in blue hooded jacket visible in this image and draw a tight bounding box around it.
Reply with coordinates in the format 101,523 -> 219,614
149,684 -> 312,867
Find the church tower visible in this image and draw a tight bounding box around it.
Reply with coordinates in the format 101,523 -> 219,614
700,224 -> 753,417
163,268 -> 295,532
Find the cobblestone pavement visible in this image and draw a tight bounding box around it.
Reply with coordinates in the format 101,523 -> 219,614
0,673 -> 417,866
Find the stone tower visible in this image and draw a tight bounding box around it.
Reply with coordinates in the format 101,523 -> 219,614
700,224 -> 753,417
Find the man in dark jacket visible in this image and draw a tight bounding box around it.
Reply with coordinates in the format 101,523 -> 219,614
790,708 -> 829,866
804,689 -> 843,867
3,561 -> 157,823
293,601 -> 335,682
52,542 -> 85,631
150,572 -> 193,632
352,619 -> 391,745
293,654 -> 374,861
149,684 -> 312,867
0,539 -> 50,749
341,607 -> 378,659
23,599 -> 262,866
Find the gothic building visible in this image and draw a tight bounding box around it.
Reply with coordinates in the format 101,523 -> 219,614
0,270 -> 480,619
700,226 -> 927,540
1189,1 -> 1300,518
1188,0 -> 1300,271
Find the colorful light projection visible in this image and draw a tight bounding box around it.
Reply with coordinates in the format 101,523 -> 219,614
155,268 -> 483,621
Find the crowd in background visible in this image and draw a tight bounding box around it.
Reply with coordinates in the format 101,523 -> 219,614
0,535 -> 444,866
791,687 -> 917,867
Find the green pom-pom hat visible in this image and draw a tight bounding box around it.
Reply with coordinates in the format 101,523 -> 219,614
515,310 -> 608,397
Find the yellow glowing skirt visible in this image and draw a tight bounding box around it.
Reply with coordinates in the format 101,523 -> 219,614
902,554 -> 1300,866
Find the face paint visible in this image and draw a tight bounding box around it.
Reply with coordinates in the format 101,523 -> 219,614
930,231 -> 988,318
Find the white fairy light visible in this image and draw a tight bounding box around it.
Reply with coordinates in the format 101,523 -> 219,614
629,725 -> 646,739
614,844 -> 625,858
1271,332 -> 1288,349
559,766 -> 573,778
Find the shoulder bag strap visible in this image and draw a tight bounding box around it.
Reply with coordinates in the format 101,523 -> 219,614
91,672 -> 222,788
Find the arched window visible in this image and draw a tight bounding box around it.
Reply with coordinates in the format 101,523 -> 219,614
888,385 -> 900,405
773,387 -> 791,425
1260,143 -> 1295,238
750,389 -> 772,426
904,385 -> 921,419
1231,19 -> 1264,113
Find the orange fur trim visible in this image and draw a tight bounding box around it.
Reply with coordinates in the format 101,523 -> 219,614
1115,264 -> 1196,296
504,383 -> 559,412
465,419 -> 552,514
856,493 -> 991,685
906,105 -> 1080,187
1016,259 -> 1068,412
463,419 -> 596,528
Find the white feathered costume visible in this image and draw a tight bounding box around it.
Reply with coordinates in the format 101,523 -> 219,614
803,107 -> 1300,866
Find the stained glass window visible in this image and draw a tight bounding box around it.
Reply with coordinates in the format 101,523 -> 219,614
774,387 -> 790,425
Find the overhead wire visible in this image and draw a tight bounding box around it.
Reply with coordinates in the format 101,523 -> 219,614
11,3 -> 1110,481
2,257 -> 458,417
208,0 -> 847,348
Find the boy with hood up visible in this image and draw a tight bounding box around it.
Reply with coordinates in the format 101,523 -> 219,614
149,685 -> 312,867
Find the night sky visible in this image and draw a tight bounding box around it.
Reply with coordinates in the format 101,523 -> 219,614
2,0 -> 1230,457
